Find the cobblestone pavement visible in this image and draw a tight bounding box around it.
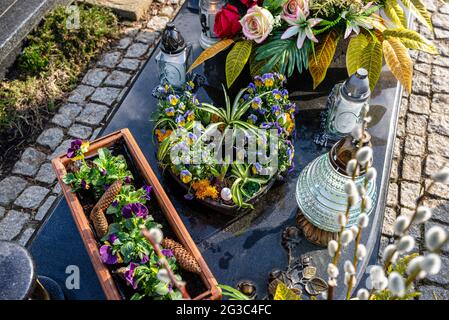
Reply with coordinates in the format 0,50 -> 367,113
379,0 -> 449,300
0,0 -> 184,246
1,0 -> 449,300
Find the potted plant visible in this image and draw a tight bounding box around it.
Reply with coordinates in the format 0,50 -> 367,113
153,74 -> 295,214
189,0 -> 437,92
51,129 -> 221,300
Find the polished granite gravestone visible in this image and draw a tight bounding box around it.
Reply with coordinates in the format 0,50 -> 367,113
0,0 -> 71,78
29,3 -> 402,299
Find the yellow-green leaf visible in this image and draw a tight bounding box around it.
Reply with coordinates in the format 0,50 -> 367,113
384,0 -> 407,28
249,54 -> 279,77
188,39 -> 234,73
383,28 -> 438,54
274,282 -> 301,300
346,33 -> 369,76
360,39 -> 383,91
402,0 -> 433,31
226,40 -> 253,88
383,38 -> 413,93
309,30 -> 339,89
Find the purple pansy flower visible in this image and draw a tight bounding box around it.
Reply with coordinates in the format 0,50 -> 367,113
184,193 -> 194,200
111,200 -> 119,207
80,179 -> 89,190
161,249 -> 174,258
67,139 -> 82,158
140,255 -> 149,264
143,185 -> 153,201
104,184 -> 110,191
108,234 -> 118,245
260,122 -> 272,129
124,262 -> 138,289
99,244 -> 118,265
122,203 -> 149,219
101,169 -> 107,176
124,176 -> 132,184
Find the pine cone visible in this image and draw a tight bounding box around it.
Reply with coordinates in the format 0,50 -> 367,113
162,238 -> 202,274
90,208 -> 108,238
95,180 -> 123,212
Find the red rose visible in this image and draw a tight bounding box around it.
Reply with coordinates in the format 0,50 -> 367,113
214,4 -> 242,39
240,0 -> 263,7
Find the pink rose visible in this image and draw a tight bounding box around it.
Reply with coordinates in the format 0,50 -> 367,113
281,0 -> 309,21
240,6 -> 274,44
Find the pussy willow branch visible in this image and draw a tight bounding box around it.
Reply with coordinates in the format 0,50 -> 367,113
142,229 -> 191,300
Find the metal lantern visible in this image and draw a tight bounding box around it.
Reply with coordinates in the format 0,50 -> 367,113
199,0 -> 224,49
320,68 -> 371,145
155,23 -> 192,89
296,134 -> 377,234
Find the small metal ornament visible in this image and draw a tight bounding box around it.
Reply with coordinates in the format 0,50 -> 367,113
302,266 -> 317,281
237,280 -> 257,299
305,277 -> 328,296
155,23 -> 192,89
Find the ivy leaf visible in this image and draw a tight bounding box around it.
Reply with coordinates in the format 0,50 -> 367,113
346,33 -> 369,76
360,38 -> 383,91
383,28 -> 438,54
402,0 -> 433,31
309,30 -> 339,89
274,282 -> 301,300
383,37 -> 413,93
383,0 -> 407,28
188,39 -> 234,73
225,40 -> 253,88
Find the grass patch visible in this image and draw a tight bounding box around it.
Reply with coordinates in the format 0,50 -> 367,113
0,3 -> 118,140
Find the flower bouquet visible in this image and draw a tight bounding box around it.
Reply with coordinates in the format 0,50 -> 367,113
154,74 -> 295,213
189,0 -> 437,92
52,129 -> 220,300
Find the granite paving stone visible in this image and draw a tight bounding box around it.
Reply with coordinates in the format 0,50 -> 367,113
81,68 -> 109,87
76,103 -> 109,125
35,163 -> 57,184
98,51 -> 122,68
14,186 -> 50,210
103,70 -> 131,87
419,285 -> 449,300
68,124 -> 93,140
0,210 -> 30,241
115,37 -> 133,50
17,226 -> 36,246
0,176 -> 28,206
12,147 -> 47,177
35,196 -> 57,221
90,87 -> 121,106
37,127 -> 64,150
118,58 -> 140,71
125,43 -> 149,58
135,30 -> 158,44
0,207 -> 4,219
67,85 -> 95,104
48,140 -> 72,160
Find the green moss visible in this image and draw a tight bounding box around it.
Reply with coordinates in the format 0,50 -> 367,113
0,3 -> 118,133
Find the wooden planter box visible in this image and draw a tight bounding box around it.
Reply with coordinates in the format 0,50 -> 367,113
51,128 -> 221,300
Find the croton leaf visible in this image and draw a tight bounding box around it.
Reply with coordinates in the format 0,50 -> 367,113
383,28 -> 438,54
360,38 -> 383,92
309,30 -> 339,89
383,37 -> 413,93
226,40 -> 253,88
274,282 -> 301,300
346,33 -> 369,76
383,0 -> 407,28
188,39 -> 234,73
402,0 -> 433,31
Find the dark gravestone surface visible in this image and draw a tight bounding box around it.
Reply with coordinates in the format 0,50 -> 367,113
0,0 -> 71,78
30,4 -> 402,299
0,241 -> 35,300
